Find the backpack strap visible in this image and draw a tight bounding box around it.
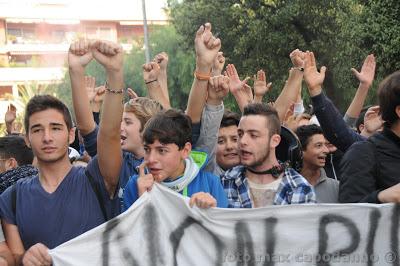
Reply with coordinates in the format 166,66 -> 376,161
11,184 -> 17,217
85,169 -> 108,221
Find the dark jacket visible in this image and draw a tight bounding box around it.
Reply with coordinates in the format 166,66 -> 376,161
339,127 -> 400,203
311,92 -> 365,152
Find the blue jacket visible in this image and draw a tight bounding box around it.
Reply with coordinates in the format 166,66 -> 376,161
123,150 -> 228,210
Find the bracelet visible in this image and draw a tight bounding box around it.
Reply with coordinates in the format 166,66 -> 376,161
194,70 -> 211,81
105,81 -> 124,94
292,67 -> 304,72
145,79 -> 158,85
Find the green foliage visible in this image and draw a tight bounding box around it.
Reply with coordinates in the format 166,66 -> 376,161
169,0 -> 398,112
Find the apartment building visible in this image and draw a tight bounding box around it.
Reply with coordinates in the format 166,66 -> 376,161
0,0 -> 168,121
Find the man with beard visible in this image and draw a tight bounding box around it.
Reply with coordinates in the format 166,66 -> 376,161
296,125 -> 339,203
221,103 -> 316,208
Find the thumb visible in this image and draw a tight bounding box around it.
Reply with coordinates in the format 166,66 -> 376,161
351,68 -> 360,78
242,76 -> 250,86
320,66 -> 327,76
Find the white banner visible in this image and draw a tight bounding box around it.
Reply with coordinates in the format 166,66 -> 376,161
50,184 -> 400,266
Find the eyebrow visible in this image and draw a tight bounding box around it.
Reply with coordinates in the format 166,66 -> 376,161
243,129 -> 261,134
30,122 -> 64,130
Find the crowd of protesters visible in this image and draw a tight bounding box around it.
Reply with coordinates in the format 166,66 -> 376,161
0,22 -> 398,265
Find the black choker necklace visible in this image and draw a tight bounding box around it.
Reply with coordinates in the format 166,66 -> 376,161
246,163 -> 287,178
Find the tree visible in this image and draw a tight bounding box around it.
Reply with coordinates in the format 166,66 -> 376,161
169,0 -> 379,111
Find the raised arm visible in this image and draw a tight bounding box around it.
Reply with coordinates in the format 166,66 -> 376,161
226,64 -> 252,112
142,61 -> 171,109
344,54 -> 376,126
274,49 -> 305,121
4,104 -> 17,135
186,23 -> 221,123
153,52 -> 171,107
253,69 -> 272,103
196,75 -> 229,173
68,40 -> 97,136
303,51 -> 365,151
91,40 -> 124,196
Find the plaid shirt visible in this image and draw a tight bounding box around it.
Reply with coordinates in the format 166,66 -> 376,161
221,165 -> 316,208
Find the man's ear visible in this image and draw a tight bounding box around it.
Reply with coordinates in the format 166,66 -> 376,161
270,134 -> 281,149
68,127 -> 76,145
359,123 -> 365,133
5,158 -> 18,171
396,105 -> 400,119
181,142 -> 192,159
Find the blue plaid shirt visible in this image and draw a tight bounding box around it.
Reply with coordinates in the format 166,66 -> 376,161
221,165 -> 316,208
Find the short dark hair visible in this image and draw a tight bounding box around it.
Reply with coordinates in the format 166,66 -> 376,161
0,135 -> 34,165
143,109 -> 192,149
220,110 -> 240,128
355,105 -> 372,133
242,103 -> 281,136
378,71 -> 400,127
24,95 -> 73,133
295,124 -> 324,151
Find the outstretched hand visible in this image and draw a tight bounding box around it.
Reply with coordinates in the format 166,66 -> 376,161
226,64 -> 250,95
253,69 -> 272,100
303,51 -> 327,97
5,104 -> 16,124
351,54 -> 376,88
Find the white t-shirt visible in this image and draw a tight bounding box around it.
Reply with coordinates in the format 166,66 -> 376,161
248,178 -> 282,207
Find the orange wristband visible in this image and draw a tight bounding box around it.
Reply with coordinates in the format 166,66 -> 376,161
194,70 -> 211,81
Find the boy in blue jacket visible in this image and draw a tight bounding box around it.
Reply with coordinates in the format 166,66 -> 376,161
123,109 -> 228,210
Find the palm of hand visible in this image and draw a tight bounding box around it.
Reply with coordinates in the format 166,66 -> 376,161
229,75 -> 243,94
358,66 -> 374,85
254,80 -> 267,96
5,111 -> 16,123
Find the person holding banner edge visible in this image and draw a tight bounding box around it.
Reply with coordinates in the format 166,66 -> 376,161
0,39 -> 124,266
123,109 -> 228,210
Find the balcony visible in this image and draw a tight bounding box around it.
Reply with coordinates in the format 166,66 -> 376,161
0,42 -> 133,56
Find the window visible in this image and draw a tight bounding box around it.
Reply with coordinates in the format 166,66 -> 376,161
7,28 -> 36,43
52,30 -> 66,43
85,26 -> 113,41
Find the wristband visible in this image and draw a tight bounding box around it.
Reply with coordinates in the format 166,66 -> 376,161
105,81 -> 124,94
145,79 -> 158,85
194,70 -> 211,81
